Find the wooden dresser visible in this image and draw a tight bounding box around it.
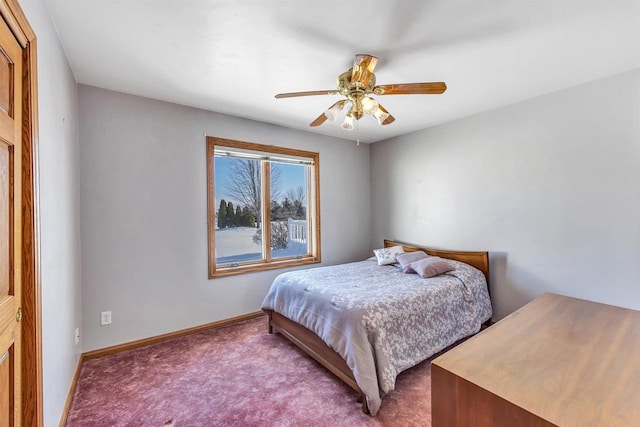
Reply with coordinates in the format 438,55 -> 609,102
431,293 -> 640,427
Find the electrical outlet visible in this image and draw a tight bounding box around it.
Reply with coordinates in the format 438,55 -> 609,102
75,327 -> 80,345
100,311 -> 112,326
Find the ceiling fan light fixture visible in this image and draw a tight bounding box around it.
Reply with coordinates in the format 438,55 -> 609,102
324,101 -> 346,122
361,97 -> 378,115
373,106 -> 390,125
341,114 -> 354,131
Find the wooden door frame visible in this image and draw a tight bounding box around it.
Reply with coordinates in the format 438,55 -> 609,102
1,0 -> 42,426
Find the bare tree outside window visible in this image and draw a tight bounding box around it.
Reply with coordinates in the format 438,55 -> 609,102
286,186 -> 306,206
225,159 -> 281,227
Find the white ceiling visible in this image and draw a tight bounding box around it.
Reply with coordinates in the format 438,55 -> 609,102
45,1 -> 640,143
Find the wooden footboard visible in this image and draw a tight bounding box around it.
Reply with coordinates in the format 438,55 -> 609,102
266,310 -> 369,413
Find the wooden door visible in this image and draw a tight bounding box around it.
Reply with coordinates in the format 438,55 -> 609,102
0,12 -> 23,427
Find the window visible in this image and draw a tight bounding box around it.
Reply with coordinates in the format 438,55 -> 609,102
207,136 -> 321,278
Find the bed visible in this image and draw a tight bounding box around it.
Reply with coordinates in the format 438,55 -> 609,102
261,239 -> 493,415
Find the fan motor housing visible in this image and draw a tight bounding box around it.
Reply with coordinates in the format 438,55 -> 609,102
337,69 -> 376,96
337,69 -> 376,119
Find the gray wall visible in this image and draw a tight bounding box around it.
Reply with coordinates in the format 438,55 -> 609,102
20,0 -> 83,425
78,85 -> 372,351
370,69 -> 640,320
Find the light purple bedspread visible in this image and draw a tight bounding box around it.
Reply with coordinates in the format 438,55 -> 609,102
261,258 -> 492,415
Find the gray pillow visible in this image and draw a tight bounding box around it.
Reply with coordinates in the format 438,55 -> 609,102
395,251 -> 429,273
409,256 -> 454,278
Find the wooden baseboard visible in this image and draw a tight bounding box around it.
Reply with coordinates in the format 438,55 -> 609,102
58,354 -> 83,427
59,311 -> 265,425
83,311 -> 265,361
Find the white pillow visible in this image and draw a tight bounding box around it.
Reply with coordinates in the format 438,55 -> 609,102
372,245 -> 404,266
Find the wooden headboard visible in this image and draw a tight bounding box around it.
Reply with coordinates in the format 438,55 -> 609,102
384,239 -> 491,296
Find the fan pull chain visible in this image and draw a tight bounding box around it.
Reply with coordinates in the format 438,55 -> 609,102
355,118 -> 360,146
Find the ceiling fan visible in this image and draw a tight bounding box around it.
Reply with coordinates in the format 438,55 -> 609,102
275,54 -> 446,130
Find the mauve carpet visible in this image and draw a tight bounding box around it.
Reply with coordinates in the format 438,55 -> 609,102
66,316 -> 433,426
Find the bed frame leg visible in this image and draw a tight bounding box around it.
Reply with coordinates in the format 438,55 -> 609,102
360,395 -> 370,414
267,311 -> 274,334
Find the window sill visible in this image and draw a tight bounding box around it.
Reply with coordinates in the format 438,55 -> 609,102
209,256 -> 320,279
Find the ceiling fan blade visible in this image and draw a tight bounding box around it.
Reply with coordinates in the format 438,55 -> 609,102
374,82 -> 447,95
377,104 -> 395,125
309,112 -> 328,127
275,90 -> 339,99
351,54 -> 378,86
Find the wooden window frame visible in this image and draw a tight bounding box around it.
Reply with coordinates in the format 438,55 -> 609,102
206,136 -> 321,278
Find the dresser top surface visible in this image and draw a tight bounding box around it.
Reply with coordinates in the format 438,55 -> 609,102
433,293 -> 640,427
